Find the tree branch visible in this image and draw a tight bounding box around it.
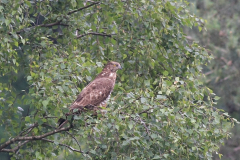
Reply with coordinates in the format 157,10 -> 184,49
121,112 -> 153,140
76,32 -> 114,39
67,1 -> 100,15
38,21 -> 64,27
0,140 -> 30,153
18,123 -> 38,137
1,135 -> 84,154
15,21 -> 68,34
132,116 -> 153,140
13,2 -> 99,35
66,131 -> 82,151
41,138 -> 84,153
138,107 -> 155,115
0,126 -> 71,152
43,123 -> 82,151
42,22 -> 69,27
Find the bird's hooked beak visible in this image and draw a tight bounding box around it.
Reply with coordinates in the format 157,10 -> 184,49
118,65 -> 122,70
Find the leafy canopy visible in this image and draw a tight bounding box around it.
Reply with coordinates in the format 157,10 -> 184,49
0,0 -> 236,159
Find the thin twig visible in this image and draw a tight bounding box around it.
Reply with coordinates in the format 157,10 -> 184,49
42,123 -> 82,151
135,116 -> 153,140
121,112 -> 153,140
67,2 -> 100,15
0,141 -> 29,153
66,131 -> 82,151
77,32 -> 114,39
12,2 -> 99,35
39,21 -> 62,27
41,138 -> 84,153
18,123 -> 38,137
0,126 -> 71,151
138,107 -> 155,115
43,116 -> 58,119
15,21 -> 67,34
23,125 -> 36,136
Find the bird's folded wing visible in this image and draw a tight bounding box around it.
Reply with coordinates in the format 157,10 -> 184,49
69,78 -> 114,110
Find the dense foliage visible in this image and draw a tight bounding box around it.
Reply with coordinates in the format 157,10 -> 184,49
186,0 -> 240,159
0,0 -> 236,159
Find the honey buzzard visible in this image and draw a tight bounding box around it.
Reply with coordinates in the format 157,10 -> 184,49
58,61 -> 121,127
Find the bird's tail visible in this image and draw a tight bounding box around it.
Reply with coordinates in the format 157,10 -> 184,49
57,118 -> 68,128
57,112 -> 75,128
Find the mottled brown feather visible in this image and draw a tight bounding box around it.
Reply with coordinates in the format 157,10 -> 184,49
58,61 -> 121,127
69,61 -> 121,113
69,78 -> 114,110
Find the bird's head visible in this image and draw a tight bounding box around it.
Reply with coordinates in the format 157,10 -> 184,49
106,61 -> 122,72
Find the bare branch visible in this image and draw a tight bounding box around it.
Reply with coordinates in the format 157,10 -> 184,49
12,1 -> 99,35
38,21 -> 69,27
77,32 -> 114,39
23,125 -> 36,136
43,116 -> 58,119
42,123 -> 82,151
41,138 -> 84,153
0,126 -> 71,151
139,107 -> 155,115
0,141 -> 29,153
68,2 -> 100,15
18,123 -> 38,137
121,112 -> 152,140
15,21 -> 68,34
66,131 -> 82,151
1,135 -> 84,154
13,2 -> 99,35
38,21 -> 62,27
133,116 -> 153,140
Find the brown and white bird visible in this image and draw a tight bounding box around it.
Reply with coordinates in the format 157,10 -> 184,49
58,61 -> 121,127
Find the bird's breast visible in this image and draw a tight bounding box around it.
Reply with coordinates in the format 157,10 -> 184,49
100,92 -> 112,107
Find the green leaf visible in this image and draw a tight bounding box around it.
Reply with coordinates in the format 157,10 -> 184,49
54,141 -> 59,145
214,96 -> 221,100
12,59 -> 16,64
163,71 -> 168,76
141,97 -> 147,103
71,0 -> 77,7
25,116 -> 30,122
21,39 -> 25,45
156,95 -> 167,100
144,80 -> 150,87
27,76 -> 32,81
42,100 -> 49,107
33,128 -> 38,134
153,155 -> 161,159
128,121 -> 133,130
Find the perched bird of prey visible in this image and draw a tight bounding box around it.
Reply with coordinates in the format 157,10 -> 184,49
58,61 -> 121,127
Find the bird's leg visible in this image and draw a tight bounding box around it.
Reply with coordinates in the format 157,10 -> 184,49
58,119 -> 68,129
70,115 -> 74,128
57,113 -> 71,129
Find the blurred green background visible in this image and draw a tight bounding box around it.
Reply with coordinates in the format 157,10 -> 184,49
185,0 -> 240,159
